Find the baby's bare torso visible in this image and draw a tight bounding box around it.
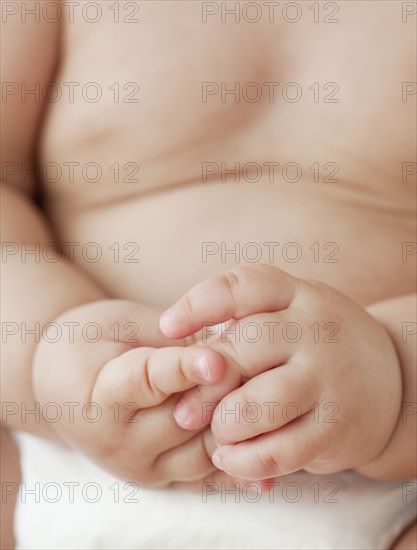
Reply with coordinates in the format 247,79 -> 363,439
40,1 -> 416,308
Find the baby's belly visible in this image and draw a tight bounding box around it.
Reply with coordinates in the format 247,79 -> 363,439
39,0 -> 415,308
46,180 -> 414,309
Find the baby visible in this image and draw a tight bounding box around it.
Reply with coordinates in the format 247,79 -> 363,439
1,0 -> 416,548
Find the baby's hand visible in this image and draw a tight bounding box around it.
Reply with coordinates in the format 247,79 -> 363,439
162,265 -> 402,480
32,300 -> 226,487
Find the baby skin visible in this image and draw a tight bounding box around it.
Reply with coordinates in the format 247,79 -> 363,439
1,1 -> 416,548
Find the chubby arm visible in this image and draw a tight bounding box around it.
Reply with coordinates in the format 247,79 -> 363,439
0,3 -> 106,439
357,294 -> 417,480
1,185 -> 107,439
0,8 -> 229,492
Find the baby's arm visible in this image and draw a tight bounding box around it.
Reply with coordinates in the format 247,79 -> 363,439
357,294 -> 417,480
1,6 -> 105,439
1,10 -> 228,489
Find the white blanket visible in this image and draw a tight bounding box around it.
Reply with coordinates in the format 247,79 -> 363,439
14,431 -> 417,549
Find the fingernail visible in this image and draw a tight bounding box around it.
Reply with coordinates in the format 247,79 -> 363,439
160,307 -> 174,332
195,356 -> 211,381
212,451 -> 223,470
173,399 -> 189,425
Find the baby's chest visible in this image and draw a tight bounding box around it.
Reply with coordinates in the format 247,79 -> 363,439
41,1 -> 415,208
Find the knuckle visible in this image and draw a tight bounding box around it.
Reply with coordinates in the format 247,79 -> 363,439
238,388 -> 260,419
181,293 -> 196,318
219,264 -> 268,313
232,264 -> 273,290
137,353 -> 157,405
220,266 -> 252,302
176,350 -> 190,385
222,268 -> 241,290
254,446 -> 281,478
219,270 -> 242,305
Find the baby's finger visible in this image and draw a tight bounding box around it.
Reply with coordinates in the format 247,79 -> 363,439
205,310 -> 302,379
211,362 -> 319,444
160,264 -> 299,339
173,310 -> 303,430
153,427 -> 268,490
94,345 -> 226,411
173,366 -> 242,430
152,428 -> 217,484
211,412 -> 321,480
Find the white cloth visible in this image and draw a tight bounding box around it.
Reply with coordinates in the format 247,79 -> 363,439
14,431 -> 416,549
